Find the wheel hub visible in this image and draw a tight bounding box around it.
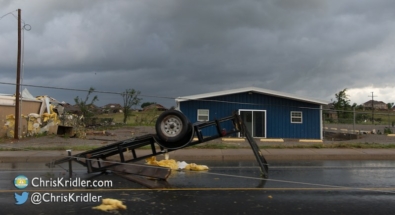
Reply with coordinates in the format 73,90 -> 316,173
161,116 -> 183,137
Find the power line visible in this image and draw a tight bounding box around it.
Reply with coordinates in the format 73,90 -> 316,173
0,81 -> 327,110
0,10 -> 18,20
0,81 -> 123,95
0,10 -> 31,30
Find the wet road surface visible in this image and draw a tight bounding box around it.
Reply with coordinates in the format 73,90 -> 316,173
1,160 -> 394,214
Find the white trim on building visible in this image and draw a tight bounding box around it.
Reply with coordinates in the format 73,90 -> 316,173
176,87 -> 327,105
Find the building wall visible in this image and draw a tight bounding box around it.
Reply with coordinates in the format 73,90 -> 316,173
179,92 -> 321,139
363,102 -> 388,110
0,100 -> 42,137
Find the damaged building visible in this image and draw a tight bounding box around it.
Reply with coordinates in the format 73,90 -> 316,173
1,88 -> 85,139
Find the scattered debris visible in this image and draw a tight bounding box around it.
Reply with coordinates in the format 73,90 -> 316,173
92,198 -> 127,212
185,163 -> 209,171
1,88 -> 86,139
145,156 -> 209,171
26,113 -> 42,136
85,130 -> 115,136
4,114 -> 15,138
177,161 -> 188,169
145,156 -> 178,170
57,113 -> 86,138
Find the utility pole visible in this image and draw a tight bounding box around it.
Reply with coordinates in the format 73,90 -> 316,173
14,9 -> 21,139
369,92 -> 376,125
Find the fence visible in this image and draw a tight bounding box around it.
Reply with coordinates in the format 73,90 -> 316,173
323,108 -> 395,135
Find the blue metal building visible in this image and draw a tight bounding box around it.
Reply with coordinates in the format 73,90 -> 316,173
175,87 -> 327,140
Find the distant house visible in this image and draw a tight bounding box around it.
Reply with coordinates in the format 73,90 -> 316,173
323,103 -> 338,120
87,104 -> 101,114
63,104 -> 100,115
143,104 -> 167,112
63,104 -> 81,115
362,100 -> 388,110
102,103 -> 122,113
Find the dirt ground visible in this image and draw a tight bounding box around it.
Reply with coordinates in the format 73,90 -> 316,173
0,126 -> 394,151
0,126 -> 156,150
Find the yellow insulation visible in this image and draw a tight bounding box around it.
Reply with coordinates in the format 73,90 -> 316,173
92,198 -> 127,211
146,156 -> 209,171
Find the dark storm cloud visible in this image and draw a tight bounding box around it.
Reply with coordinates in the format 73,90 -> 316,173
1,0 -> 395,107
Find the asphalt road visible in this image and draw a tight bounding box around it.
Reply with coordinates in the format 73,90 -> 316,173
1,160 -> 395,214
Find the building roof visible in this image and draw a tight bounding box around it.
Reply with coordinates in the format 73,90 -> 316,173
363,100 -> 387,105
176,87 -> 327,105
103,103 -> 122,109
0,95 -> 41,106
143,103 -> 168,111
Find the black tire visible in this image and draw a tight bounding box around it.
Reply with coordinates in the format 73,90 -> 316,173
155,110 -> 190,143
154,122 -> 194,149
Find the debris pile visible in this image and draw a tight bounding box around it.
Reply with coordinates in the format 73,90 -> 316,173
145,156 -> 209,171
4,114 -> 15,138
1,88 -> 86,139
58,113 -> 86,138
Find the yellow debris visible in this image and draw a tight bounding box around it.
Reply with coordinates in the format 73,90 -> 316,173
185,163 -> 209,171
146,156 -> 178,170
5,114 -> 15,128
146,156 -> 209,171
4,114 -> 15,138
145,156 -> 158,165
27,114 -> 41,136
92,198 -> 127,211
42,112 -> 58,123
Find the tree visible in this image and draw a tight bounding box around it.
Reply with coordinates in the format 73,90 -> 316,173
74,87 -> 99,121
121,89 -> 142,123
387,102 -> 394,110
333,88 -> 351,121
141,102 -> 156,109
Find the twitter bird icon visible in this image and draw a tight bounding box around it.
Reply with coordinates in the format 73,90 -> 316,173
15,192 -> 29,205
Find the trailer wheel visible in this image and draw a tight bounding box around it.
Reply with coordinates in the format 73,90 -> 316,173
155,110 -> 189,143
154,122 -> 194,149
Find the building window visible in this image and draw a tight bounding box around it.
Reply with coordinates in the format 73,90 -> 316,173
197,109 -> 209,121
291,111 -> 302,123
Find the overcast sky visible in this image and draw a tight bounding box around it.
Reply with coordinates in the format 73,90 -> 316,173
1,0 -> 395,108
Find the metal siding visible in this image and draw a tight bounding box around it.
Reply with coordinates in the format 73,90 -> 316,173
179,92 -> 321,139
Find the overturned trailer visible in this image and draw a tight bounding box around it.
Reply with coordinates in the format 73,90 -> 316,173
47,110 -> 269,188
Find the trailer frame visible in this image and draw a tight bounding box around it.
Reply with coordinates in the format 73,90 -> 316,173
47,111 -> 269,182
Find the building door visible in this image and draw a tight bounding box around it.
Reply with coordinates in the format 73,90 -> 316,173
239,110 -> 266,138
